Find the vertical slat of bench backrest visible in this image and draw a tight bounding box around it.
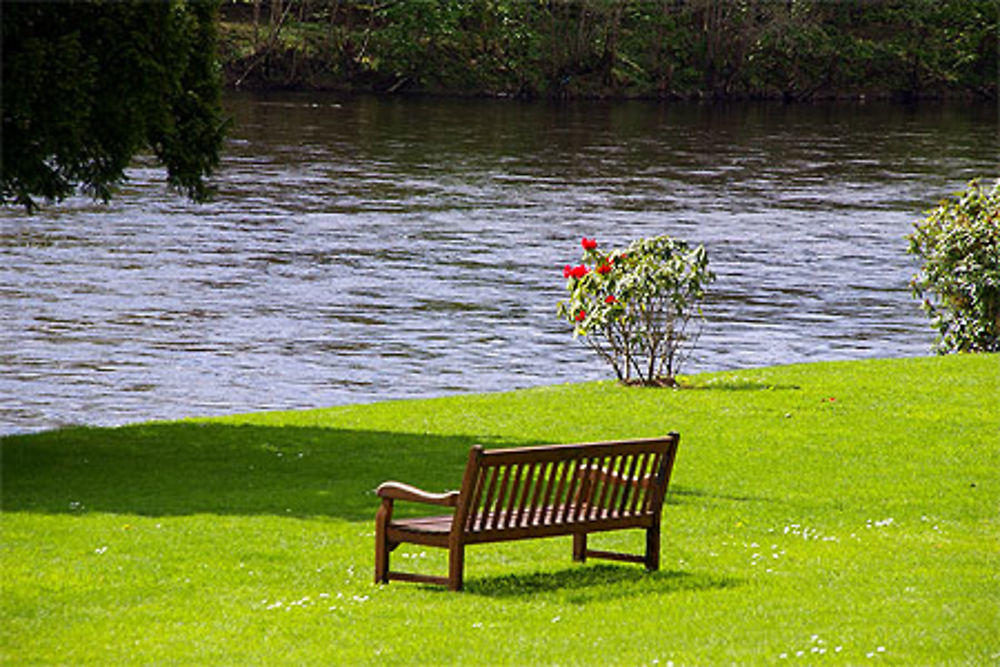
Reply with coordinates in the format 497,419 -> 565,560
591,455 -> 614,520
571,456 -> 597,522
525,461 -> 547,526
502,463 -> 524,528
605,454 -> 628,517
490,464 -> 513,530
477,466 -> 500,531
627,452 -> 649,515
461,437 -> 677,536
648,434 -> 680,517
537,461 -> 559,522
465,468 -> 485,531
641,451 -> 663,513
508,463 -> 529,528
612,454 -> 632,517
453,445 -> 484,539
559,459 -> 581,522
551,460 -> 571,520
514,461 -> 539,526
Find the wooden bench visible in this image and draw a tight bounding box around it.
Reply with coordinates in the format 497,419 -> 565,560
374,433 -> 680,591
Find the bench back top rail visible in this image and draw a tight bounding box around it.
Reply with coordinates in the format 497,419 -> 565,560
453,435 -> 679,538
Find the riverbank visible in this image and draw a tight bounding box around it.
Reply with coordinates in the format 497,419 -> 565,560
3,355 -> 997,663
218,1 -> 997,100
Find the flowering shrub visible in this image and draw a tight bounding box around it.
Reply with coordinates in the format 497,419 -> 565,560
908,178 -> 1000,353
558,235 -> 714,385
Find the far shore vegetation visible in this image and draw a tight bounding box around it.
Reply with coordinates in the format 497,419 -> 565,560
219,0 -> 998,101
3,355 -> 997,664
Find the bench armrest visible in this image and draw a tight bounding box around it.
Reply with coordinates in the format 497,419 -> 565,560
589,466 -> 653,489
376,481 -> 460,507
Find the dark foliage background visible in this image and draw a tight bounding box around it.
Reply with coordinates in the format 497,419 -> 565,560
220,0 -> 998,100
2,1 -> 227,210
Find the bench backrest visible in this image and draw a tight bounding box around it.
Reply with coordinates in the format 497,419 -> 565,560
452,434 -> 679,541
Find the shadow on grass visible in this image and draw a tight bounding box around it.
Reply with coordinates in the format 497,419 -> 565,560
3,424 -> 725,524
1,422 -> 514,520
669,485 -> 771,505
684,380 -> 801,392
463,563 -> 741,602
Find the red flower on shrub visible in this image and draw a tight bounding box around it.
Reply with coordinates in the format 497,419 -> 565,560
563,265 -> 573,278
570,264 -> 589,278
582,237 -> 598,251
575,309 -> 586,321
605,295 -> 617,304
597,262 -> 612,275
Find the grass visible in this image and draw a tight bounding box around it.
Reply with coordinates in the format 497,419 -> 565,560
2,355 -> 998,665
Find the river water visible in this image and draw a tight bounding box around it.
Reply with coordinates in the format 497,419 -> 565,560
2,94 -> 996,434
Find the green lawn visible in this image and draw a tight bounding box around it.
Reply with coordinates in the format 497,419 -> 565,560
2,355 -> 998,665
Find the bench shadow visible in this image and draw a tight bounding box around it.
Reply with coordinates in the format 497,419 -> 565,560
462,563 -> 741,602
669,485 -> 770,505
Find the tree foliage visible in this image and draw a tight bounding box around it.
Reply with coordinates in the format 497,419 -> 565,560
218,0 -> 997,100
2,1 -> 227,211
908,179 -> 1000,354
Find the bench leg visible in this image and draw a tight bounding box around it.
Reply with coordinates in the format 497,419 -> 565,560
374,538 -> 391,585
448,542 -> 465,591
374,539 -> 389,584
374,499 -> 393,584
645,522 -> 661,571
573,533 -> 587,562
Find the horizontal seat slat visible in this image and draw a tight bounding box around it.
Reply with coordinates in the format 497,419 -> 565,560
388,515 -> 452,533
466,514 -> 656,545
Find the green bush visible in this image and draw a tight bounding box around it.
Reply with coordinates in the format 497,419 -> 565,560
908,178 -> 1000,353
557,235 -> 714,385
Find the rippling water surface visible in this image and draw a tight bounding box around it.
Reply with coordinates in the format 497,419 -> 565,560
2,94 -> 996,434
